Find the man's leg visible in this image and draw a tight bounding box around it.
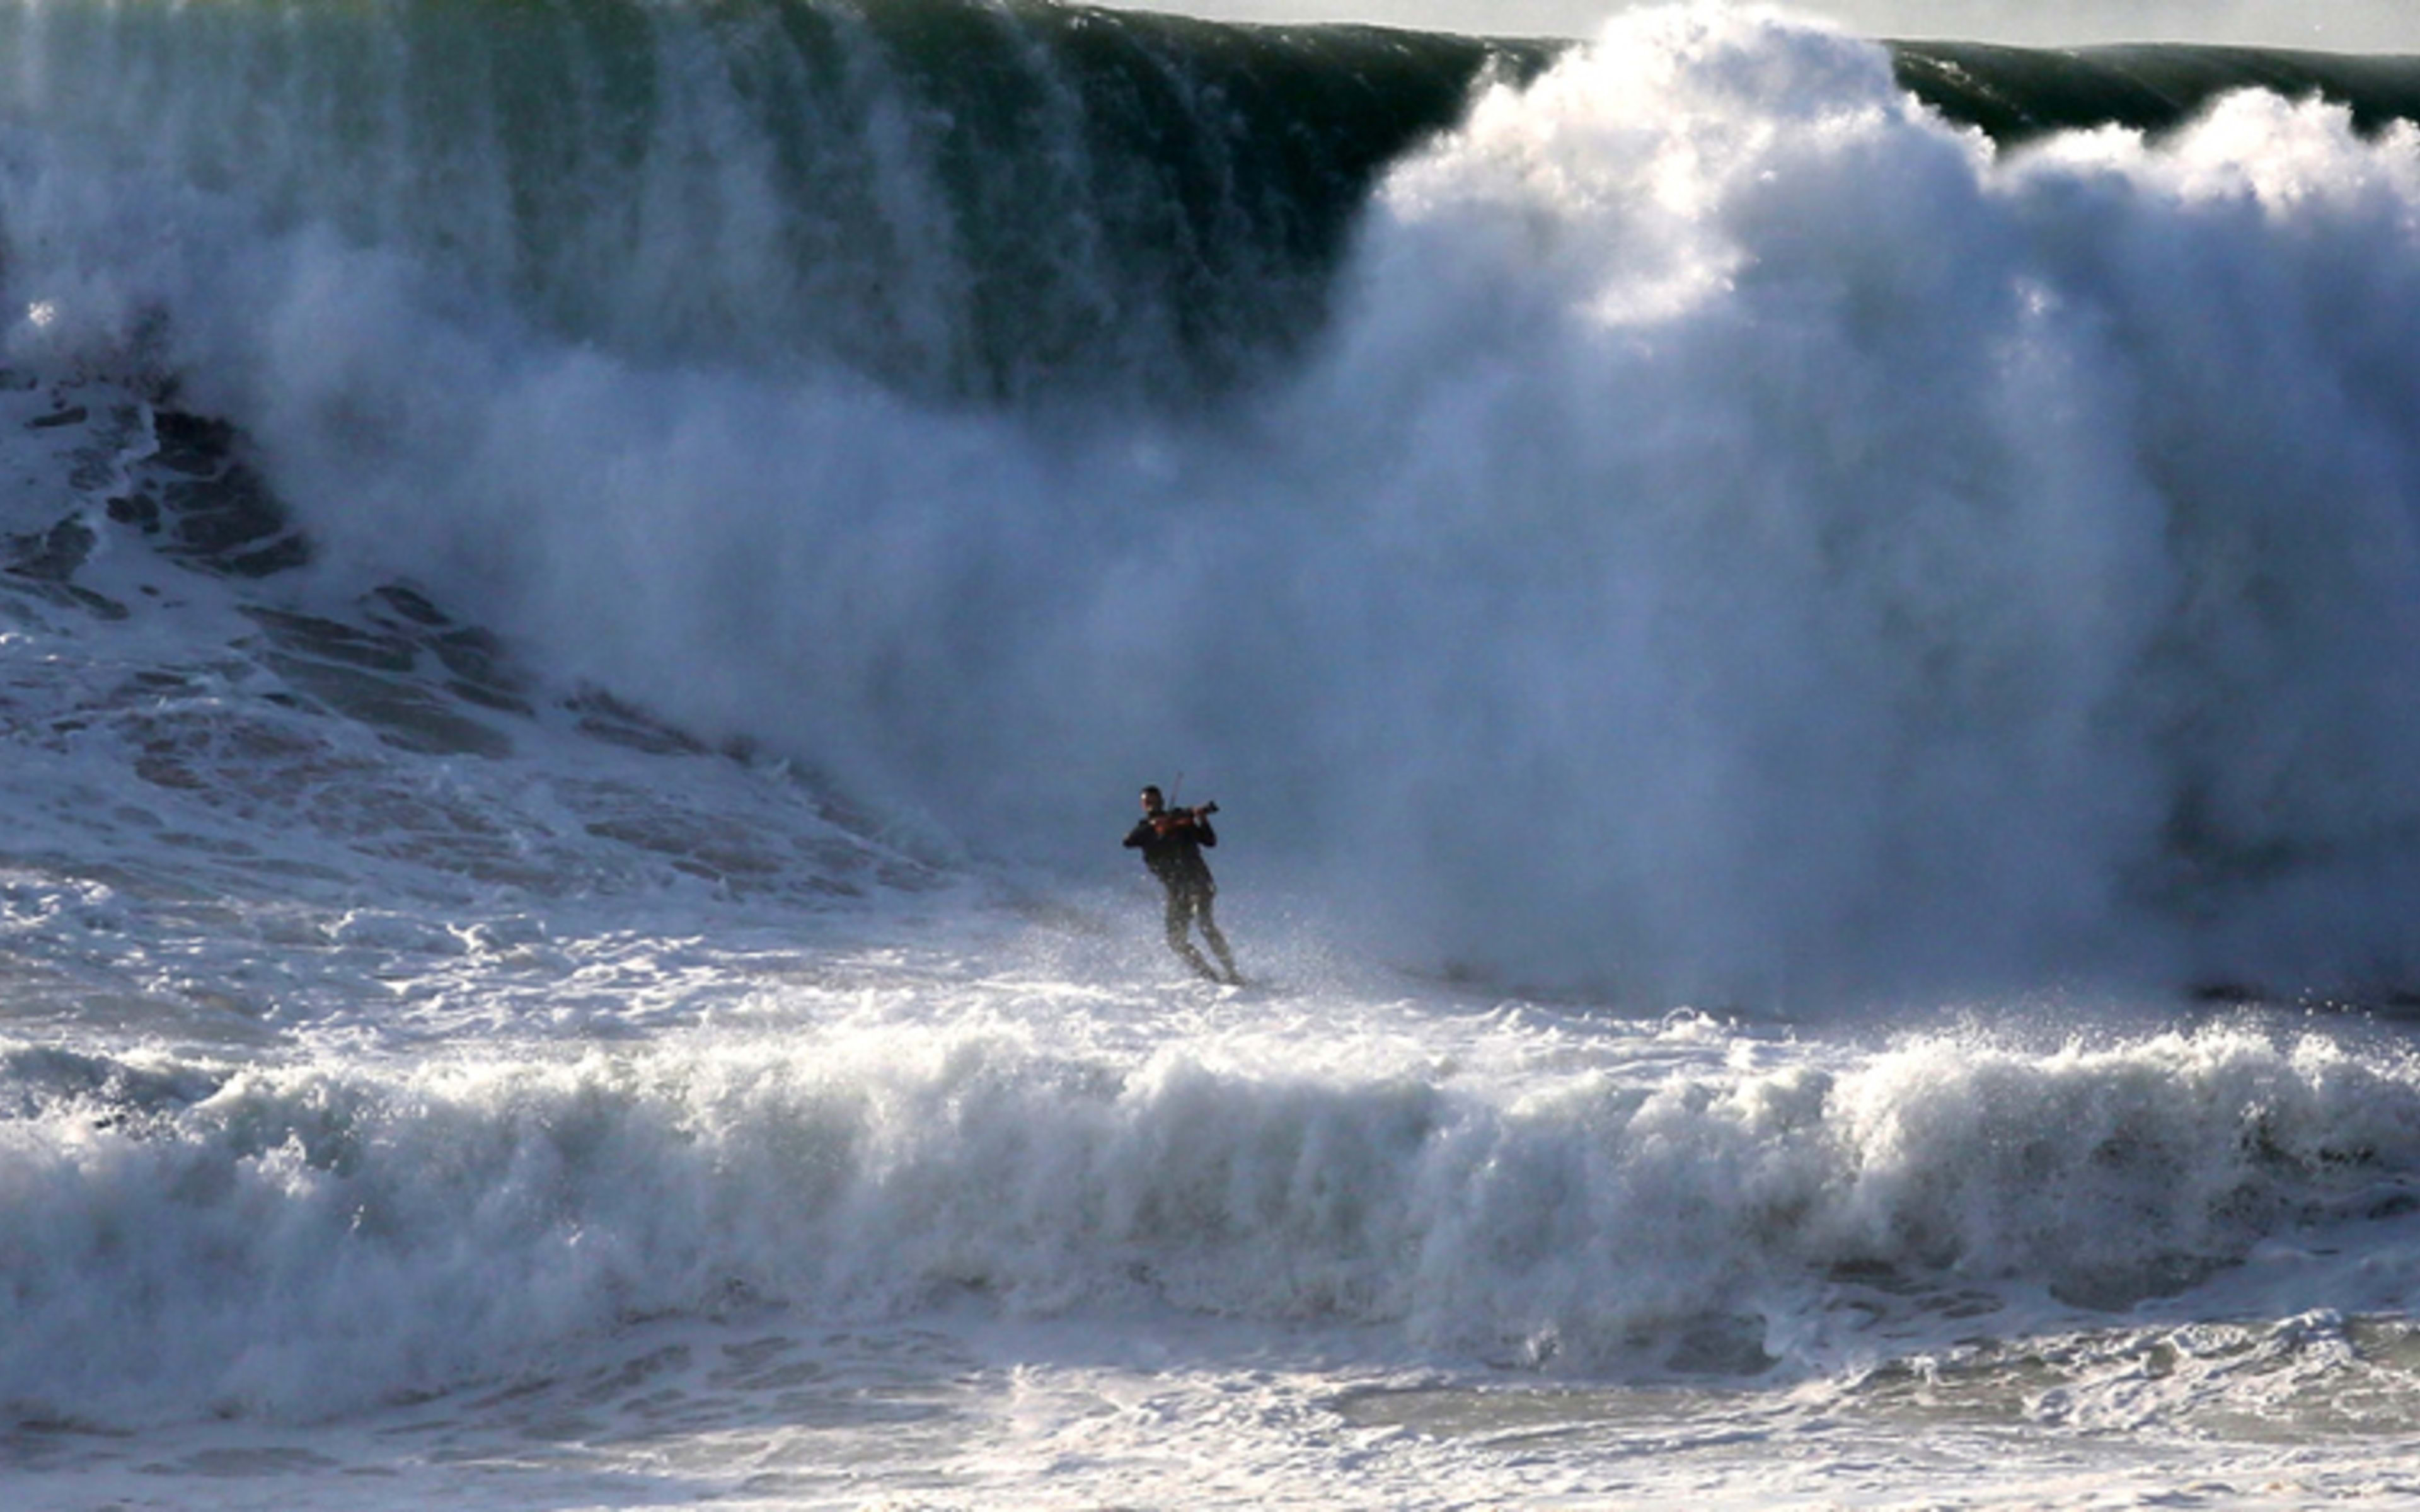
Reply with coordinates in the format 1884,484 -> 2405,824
1164,887 -> 1217,979
1196,895 -> 1239,983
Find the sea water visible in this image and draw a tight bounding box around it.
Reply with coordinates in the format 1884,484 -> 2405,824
4,2 -> 2420,1506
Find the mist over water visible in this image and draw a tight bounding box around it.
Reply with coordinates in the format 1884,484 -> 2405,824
1298,12 -> 2420,999
3,0 -> 2419,1003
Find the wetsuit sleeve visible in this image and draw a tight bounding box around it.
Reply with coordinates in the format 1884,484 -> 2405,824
1124,820 -> 1153,849
1194,818 -> 1216,847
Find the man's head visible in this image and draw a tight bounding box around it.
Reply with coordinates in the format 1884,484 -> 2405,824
1140,785 -> 1165,815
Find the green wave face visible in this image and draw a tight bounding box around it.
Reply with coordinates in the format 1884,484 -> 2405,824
1894,39 -> 2420,143
4,0 -> 2414,405
0,0 -> 1540,402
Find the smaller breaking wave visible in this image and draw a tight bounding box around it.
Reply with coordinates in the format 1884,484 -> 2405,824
6,1013 -> 2417,1423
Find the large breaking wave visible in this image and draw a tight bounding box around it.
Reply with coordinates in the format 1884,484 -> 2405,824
0,0 -> 2417,1003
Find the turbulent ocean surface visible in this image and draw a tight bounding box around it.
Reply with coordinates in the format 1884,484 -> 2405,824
9,0 -> 2420,1506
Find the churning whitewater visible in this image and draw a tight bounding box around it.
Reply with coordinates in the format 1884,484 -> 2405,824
6,1 -> 2420,1507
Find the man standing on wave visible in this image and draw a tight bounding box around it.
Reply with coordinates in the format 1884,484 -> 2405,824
1124,784 -> 1241,984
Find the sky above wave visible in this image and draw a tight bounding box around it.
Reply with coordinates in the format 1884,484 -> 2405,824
1109,1 -> 2420,50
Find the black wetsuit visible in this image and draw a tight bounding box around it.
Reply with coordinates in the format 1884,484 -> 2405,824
1124,807 -> 1238,983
